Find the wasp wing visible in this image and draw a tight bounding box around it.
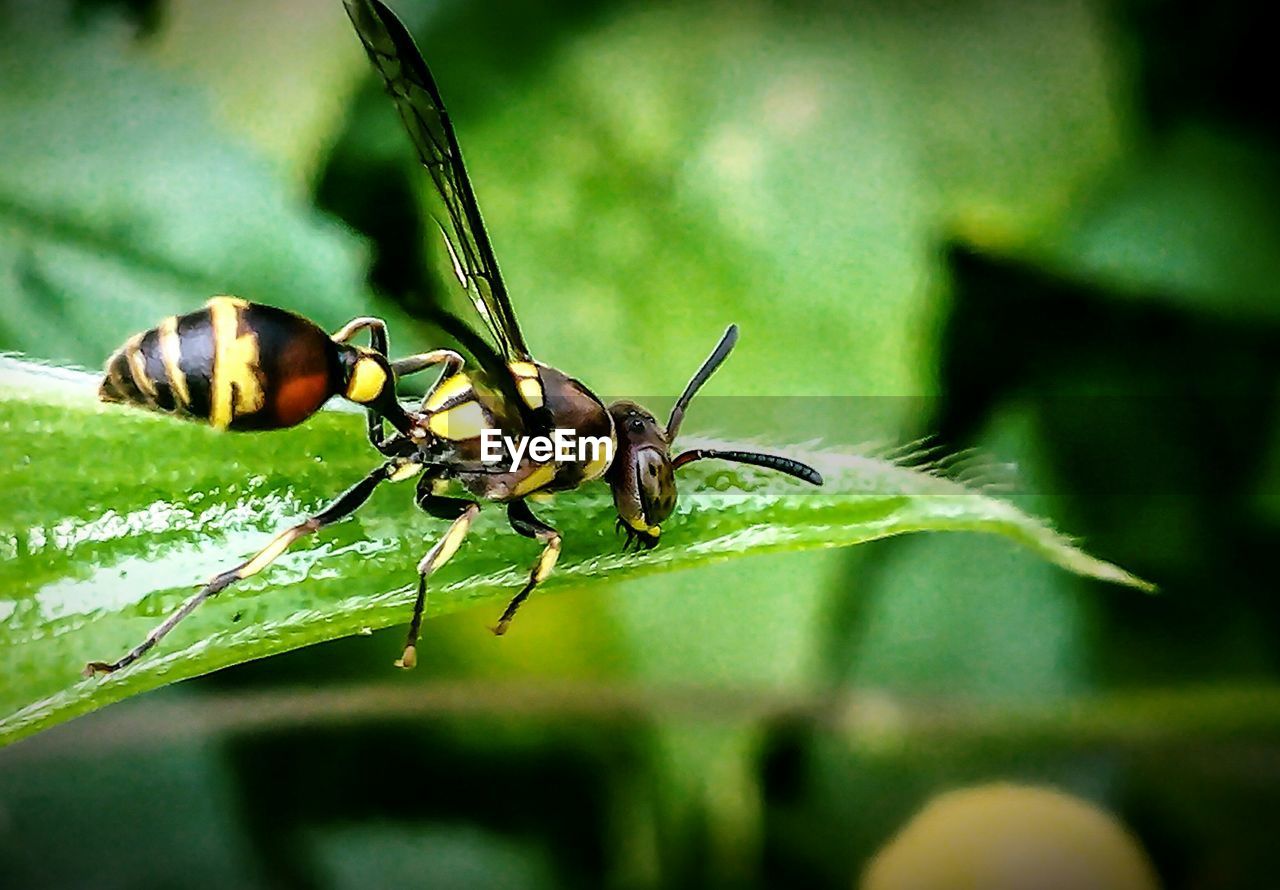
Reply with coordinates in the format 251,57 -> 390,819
344,0 -> 532,362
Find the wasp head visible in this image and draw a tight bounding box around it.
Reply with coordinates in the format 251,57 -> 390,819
604,325 -> 823,553
605,401 -> 674,550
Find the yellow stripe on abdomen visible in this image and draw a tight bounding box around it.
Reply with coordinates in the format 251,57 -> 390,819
208,297 -> 265,429
158,315 -> 191,410
124,333 -> 157,402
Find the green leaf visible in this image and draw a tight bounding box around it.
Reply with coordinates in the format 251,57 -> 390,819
305,823 -> 559,890
447,4 -> 937,410
0,358 -> 1149,747
0,3 -> 407,370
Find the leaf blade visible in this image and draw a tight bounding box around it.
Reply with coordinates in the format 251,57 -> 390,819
0,358 -> 1148,747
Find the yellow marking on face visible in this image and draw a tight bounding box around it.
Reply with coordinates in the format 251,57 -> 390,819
528,491 -> 555,504
512,463 -> 557,497
346,355 -> 388,404
236,527 -> 302,579
124,334 -> 157,400
424,373 -> 472,411
157,316 -> 190,408
427,401 -> 486,441
533,539 -> 561,583
508,361 -> 538,378
626,515 -> 660,536
389,460 -> 423,483
209,297 -> 264,429
517,377 -> 544,409
581,431 -> 617,481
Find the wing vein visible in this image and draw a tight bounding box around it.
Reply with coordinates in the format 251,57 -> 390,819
344,0 -> 531,360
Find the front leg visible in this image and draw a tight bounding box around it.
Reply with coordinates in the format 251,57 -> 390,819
493,499 -> 562,635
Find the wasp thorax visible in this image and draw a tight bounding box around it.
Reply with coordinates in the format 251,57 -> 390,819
606,401 -> 676,543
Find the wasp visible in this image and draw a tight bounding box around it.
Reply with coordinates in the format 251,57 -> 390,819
84,0 -> 822,677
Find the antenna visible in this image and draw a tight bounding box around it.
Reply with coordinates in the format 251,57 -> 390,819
666,324 -> 738,441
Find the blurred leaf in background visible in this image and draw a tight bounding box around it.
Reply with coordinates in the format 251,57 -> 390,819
0,0 -> 418,369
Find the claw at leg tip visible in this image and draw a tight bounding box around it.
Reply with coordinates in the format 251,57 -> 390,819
394,645 -> 418,670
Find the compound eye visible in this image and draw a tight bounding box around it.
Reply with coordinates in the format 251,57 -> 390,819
627,418 -> 645,434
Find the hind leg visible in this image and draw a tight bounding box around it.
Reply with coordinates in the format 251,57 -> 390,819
84,457 -> 418,676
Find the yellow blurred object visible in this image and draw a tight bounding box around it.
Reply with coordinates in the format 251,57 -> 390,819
861,783 -> 1160,890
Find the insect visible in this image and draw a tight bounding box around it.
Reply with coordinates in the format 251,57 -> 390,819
84,0 -> 822,677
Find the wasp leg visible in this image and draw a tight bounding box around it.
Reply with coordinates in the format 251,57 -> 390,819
493,499 -> 561,636
331,317 -> 403,452
393,349 -> 463,382
332,318 -> 405,454
397,490 -> 480,669
82,458 -> 418,678
410,349 -> 467,414
330,320 -> 452,450
332,316 -> 390,350
370,350 -> 466,455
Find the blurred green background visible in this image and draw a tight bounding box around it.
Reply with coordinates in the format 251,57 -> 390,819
1,0 -> 1278,887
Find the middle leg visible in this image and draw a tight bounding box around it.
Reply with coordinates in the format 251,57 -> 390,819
396,486 -> 480,669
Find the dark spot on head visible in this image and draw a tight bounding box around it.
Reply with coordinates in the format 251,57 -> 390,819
648,465 -> 658,477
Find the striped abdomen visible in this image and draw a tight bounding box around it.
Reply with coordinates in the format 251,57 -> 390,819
100,297 -> 346,431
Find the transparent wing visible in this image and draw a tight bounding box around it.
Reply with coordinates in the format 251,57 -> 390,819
344,0 -> 531,361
